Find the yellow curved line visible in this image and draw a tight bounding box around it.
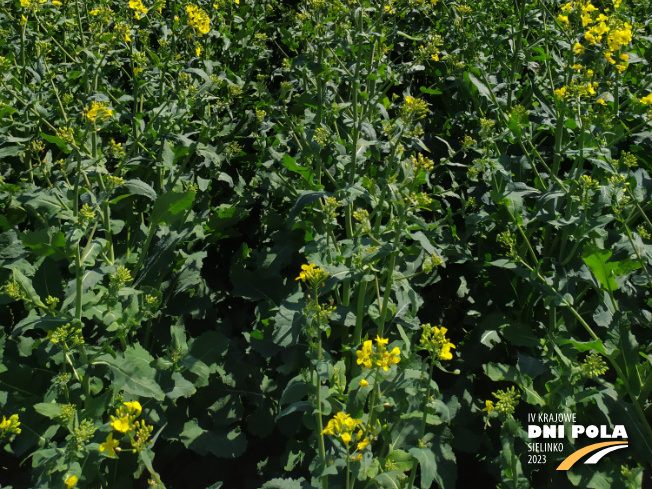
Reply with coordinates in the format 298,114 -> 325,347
556,441 -> 628,470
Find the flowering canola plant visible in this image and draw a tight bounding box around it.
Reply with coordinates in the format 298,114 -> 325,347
356,336 -> 401,371
186,4 -> 211,36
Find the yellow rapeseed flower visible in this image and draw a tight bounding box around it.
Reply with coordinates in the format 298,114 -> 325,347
573,42 -> 585,55
359,379 -> 369,387
321,412 -> 363,446
356,337 -> 401,370
640,93 -> 652,105
419,324 -> 456,361
129,0 -> 148,19
110,415 -> 131,433
99,432 -> 119,457
186,4 -> 211,35
482,400 -> 494,413
0,414 -> 21,434
84,101 -> 114,122
65,475 -> 78,488
295,263 -> 329,285
123,401 -> 142,417
356,340 -> 373,369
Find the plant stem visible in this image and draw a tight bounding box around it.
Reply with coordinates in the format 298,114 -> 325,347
407,361 -> 435,488
315,336 -> 328,489
377,210 -> 406,338
21,19 -> 27,88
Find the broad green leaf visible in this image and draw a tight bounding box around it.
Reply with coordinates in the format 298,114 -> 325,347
124,179 -> 157,201
385,449 -> 414,472
34,403 -> 63,419
150,191 -> 195,226
98,344 -> 165,400
557,337 -> 606,355
166,372 -> 196,400
408,447 -> 436,489
466,71 -> 493,102
282,154 -> 313,184
180,420 -> 247,458
582,243 -> 641,293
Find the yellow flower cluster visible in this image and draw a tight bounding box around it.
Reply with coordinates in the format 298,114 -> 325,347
110,401 -> 142,432
554,81 -> 598,100
19,0 -> 46,11
65,476 -> 78,488
562,1 -> 633,75
186,4 -> 211,36
641,93 -> 652,105
321,412 -> 371,453
419,323 -> 455,361
102,401 -> 153,457
128,0 -> 148,19
295,263 -> 329,286
400,95 -> 429,122
482,387 -> 521,417
84,101 -> 114,122
48,323 -> 85,348
0,414 -> 21,435
356,336 -> 401,371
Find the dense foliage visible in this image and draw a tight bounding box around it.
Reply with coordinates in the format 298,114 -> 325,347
1,0 -> 651,487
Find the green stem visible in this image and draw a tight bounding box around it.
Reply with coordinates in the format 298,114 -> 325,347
315,334 -> 328,489
407,361 -> 435,488
21,19 -> 27,88
507,0 -> 526,110
353,280 -> 368,346
74,0 -> 86,49
377,211 -> 407,338
614,72 -> 620,117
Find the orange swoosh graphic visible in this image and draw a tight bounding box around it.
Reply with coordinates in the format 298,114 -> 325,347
556,441 -> 628,470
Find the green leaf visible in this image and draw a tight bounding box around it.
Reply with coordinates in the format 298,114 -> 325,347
384,449 -> 414,472
180,420 -> 247,458
466,71 -> 493,102
0,332 -> 6,374
409,447 -> 436,489
181,331 -> 229,387
124,179 -> 157,201
0,146 -> 24,158
260,478 -> 305,489
282,154 -> 313,184
501,321 -> 539,347
557,337 -> 606,355
204,483 -> 223,489
98,344 -> 165,400
150,191 -> 195,226
34,403 -> 63,419
11,267 -> 41,305
40,133 -> 71,153
581,243 -> 641,293
166,372 -> 196,400
419,86 -> 442,95
479,330 -> 501,349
